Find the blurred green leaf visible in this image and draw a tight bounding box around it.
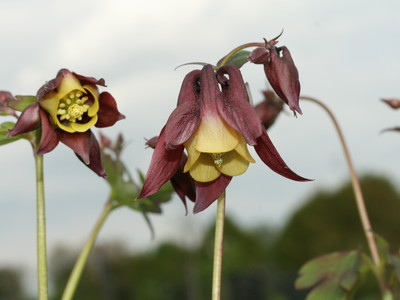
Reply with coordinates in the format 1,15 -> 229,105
7,95 -> 36,112
0,122 -> 21,145
295,250 -> 364,300
221,50 -> 251,68
101,137 -> 174,216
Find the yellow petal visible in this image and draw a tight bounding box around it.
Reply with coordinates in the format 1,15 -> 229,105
40,94 -> 61,124
195,115 -> 238,153
56,73 -> 86,99
189,153 -> 221,182
217,150 -> 250,177
69,115 -> 98,132
183,134 -> 201,172
235,135 -> 256,163
83,84 -> 100,117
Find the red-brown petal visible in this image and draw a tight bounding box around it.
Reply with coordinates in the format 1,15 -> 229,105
36,69 -> 71,100
170,153 -> 196,214
382,98 -> 400,109
96,92 -> 125,128
177,69 -> 202,106
8,102 -> 41,137
164,70 -> 202,149
164,101 -> 201,150
254,130 -> 310,181
83,132 -> 107,177
193,174 -> 232,213
72,71 -> 106,87
138,127 -> 183,199
36,108 -> 59,155
58,130 -> 91,164
217,65 -> 263,145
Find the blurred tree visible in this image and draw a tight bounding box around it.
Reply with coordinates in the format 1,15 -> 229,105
273,174 -> 400,272
0,267 -> 24,300
49,174 -> 400,299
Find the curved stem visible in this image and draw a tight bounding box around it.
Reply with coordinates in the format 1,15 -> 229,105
212,192 -> 226,300
218,42 -> 263,68
35,154 -> 48,300
61,200 -> 117,300
300,96 -> 381,267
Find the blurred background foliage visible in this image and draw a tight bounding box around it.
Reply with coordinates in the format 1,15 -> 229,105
2,174 -> 400,299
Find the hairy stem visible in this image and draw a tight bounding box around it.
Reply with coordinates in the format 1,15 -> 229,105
61,200 -> 116,300
35,155 -> 48,300
212,192 -> 226,300
300,96 -> 380,267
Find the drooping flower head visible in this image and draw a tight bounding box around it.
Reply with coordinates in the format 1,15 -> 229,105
249,34 -> 301,116
138,64 -> 309,213
8,69 -> 125,176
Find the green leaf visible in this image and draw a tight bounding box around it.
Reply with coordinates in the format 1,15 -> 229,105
221,50 -> 251,68
295,250 -> 364,300
0,122 -> 21,145
8,95 -> 36,112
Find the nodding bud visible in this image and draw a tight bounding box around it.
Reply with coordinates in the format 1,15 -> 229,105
254,90 -> 284,130
249,38 -> 302,116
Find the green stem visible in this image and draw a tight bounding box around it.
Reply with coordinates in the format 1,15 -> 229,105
211,192 -> 226,300
35,154 -> 48,300
300,96 -> 381,267
61,200 -> 116,300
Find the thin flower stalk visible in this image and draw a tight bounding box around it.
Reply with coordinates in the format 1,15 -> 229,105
61,200 -> 121,300
212,192 -> 226,300
300,96 -> 380,267
35,154 -> 48,300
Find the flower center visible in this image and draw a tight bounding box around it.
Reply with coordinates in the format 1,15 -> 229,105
57,90 -> 90,123
210,153 -> 224,167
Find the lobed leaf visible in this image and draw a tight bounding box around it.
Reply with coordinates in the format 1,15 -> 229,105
295,250 -> 364,300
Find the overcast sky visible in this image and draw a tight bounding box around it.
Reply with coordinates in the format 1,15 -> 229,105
1,0 -> 400,293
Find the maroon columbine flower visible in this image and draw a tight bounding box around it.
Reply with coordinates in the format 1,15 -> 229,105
8,69 -> 125,177
146,136 -> 196,213
138,64 -> 309,213
254,89 -> 284,130
249,35 -> 301,116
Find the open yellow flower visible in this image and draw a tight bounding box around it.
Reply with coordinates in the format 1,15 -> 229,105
8,69 -> 125,176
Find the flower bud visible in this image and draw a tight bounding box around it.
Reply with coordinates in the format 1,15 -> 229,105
254,89 -> 284,130
249,37 -> 302,116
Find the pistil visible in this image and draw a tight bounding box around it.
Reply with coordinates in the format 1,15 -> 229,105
211,153 -> 224,167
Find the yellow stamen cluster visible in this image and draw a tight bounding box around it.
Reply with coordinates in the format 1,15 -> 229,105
57,90 -> 90,123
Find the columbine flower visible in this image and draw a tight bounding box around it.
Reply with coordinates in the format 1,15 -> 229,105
249,35 -> 301,115
138,64 -> 308,213
8,69 -> 125,176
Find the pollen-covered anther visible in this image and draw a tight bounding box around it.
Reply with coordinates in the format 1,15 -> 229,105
211,153 -> 224,167
57,90 -> 90,122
